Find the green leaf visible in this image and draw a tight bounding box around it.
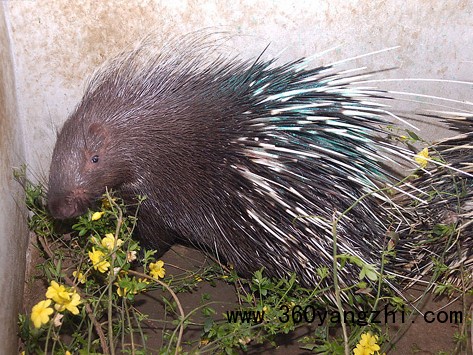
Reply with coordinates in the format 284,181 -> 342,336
407,129 -> 421,141
204,317 -> 213,333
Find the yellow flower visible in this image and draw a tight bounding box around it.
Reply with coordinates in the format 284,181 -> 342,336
55,292 -> 81,315
31,299 -> 54,328
46,281 -> 70,304
353,332 -> 381,355
414,147 -> 430,168
46,281 -> 82,314
73,270 -> 86,284
65,351 -> 72,355
101,233 -> 123,251
91,211 -> 105,221
117,286 -> 128,297
149,260 -> 166,279
101,196 -> 116,209
89,247 -> 110,273
137,277 -> 150,285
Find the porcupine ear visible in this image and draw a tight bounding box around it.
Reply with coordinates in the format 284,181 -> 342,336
86,122 -> 110,154
88,122 -> 107,139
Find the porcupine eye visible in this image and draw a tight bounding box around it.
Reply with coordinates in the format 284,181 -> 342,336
91,155 -> 99,163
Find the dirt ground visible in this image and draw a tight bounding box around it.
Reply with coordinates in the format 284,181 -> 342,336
23,240 -> 471,354
139,245 -> 471,354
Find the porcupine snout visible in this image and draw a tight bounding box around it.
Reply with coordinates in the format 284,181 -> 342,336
47,187 -> 92,220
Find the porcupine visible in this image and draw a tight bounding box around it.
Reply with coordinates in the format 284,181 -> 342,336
46,34 -> 471,300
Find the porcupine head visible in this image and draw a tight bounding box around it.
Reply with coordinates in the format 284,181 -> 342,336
47,117 -> 122,220
47,38 -> 243,255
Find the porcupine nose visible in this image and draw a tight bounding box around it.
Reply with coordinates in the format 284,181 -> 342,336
47,191 -> 89,220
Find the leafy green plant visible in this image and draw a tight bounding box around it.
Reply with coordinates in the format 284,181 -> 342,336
14,154 -> 471,355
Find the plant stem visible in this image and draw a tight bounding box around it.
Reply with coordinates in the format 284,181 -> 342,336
331,211 -> 350,355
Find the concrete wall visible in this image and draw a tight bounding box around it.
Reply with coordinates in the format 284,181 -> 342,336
5,0 -> 473,176
0,4 -> 27,355
1,0 -> 472,352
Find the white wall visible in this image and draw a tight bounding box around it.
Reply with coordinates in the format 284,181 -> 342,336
6,0 -> 473,176
0,4 -> 27,355
1,0 -> 472,352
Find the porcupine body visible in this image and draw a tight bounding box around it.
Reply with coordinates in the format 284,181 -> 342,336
398,115 -> 473,289
47,34 -> 467,299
